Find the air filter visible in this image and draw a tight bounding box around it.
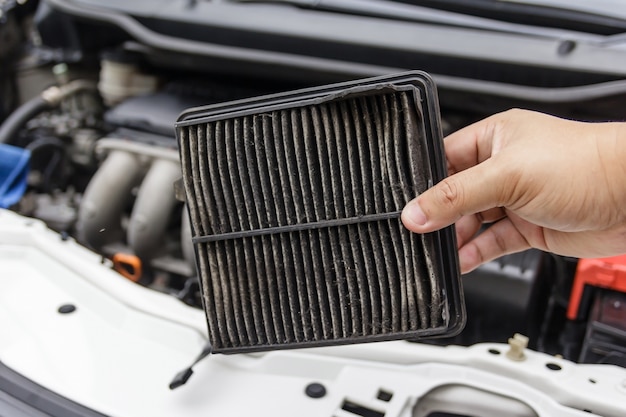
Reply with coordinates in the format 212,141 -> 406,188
176,71 -> 464,354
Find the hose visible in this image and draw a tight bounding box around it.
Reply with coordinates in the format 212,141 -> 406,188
26,136 -> 67,192
0,80 -> 98,145
0,96 -> 51,145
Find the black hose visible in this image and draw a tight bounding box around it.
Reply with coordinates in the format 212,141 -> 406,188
26,136 -> 67,192
0,96 -> 52,145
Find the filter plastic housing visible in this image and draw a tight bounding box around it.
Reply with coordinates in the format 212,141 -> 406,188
176,71 -> 465,353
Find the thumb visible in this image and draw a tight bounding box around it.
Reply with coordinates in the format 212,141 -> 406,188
401,159 -> 508,233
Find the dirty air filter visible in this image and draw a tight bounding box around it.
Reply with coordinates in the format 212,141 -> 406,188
176,71 -> 464,354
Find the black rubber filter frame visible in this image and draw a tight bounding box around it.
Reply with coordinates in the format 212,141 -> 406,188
176,71 -> 465,354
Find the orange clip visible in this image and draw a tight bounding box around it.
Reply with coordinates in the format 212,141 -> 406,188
112,253 -> 142,282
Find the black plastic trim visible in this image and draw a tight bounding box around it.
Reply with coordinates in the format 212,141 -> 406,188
401,0 -> 626,36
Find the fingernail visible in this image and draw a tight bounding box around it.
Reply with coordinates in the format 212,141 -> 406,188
403,200 -> 427,226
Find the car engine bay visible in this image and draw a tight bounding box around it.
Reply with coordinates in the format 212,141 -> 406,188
1,0 -> 626,415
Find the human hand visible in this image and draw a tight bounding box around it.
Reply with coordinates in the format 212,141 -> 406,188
401,109 -> 626,273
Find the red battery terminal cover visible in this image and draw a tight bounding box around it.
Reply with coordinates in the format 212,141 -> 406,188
567,254 -> 626,320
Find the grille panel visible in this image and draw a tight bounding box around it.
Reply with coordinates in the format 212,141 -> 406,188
178,74 -> 464,353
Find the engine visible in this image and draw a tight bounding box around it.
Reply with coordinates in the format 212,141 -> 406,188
11,63 -> 243,305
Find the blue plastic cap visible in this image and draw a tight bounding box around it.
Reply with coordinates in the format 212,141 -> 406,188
0,143 -> 30,208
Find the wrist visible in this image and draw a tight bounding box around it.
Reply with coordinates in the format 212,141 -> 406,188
600,122 -> 626,224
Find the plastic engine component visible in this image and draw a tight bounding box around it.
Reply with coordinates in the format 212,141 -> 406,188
176,71 -> 464,353
580,291 -> 626,366
568,254 -> 626,320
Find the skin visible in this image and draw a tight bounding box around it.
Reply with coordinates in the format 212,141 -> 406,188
401,109 -> 626,273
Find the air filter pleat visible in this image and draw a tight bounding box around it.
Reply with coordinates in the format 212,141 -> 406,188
309,106 -> 343,339
284,111 -> 314,342
180,127 -> 222,348
330,102 -> 363,336
320,104 -> 352,337
243,116 -> 275,345
357,97 -> 389,334
348,100 -> 380,335
370,95 -> 402,333
215,121 -> 247,345
339,100 -> 371,336
263,115 -> 297,343
233,118 -> 264,345
252,117 -> 284,344
386,95 -> 414,332
295,109 -> 326,340
400,94 -> 440,329
387,95 -> 422,330
228,120 -> 255,345
271,112 -> 302,342
180,89 -> 451,352
196,124 -> 234,347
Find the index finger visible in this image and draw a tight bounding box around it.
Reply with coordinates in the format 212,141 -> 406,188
443,113 -> 501,175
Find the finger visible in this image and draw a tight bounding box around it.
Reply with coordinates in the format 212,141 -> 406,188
401,158 -> 509,233
443,114 -> 500,174
455,215 -> 481,248
476,207 -> 506,224
456,207 -> 507,248
458,217 -> 531,273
